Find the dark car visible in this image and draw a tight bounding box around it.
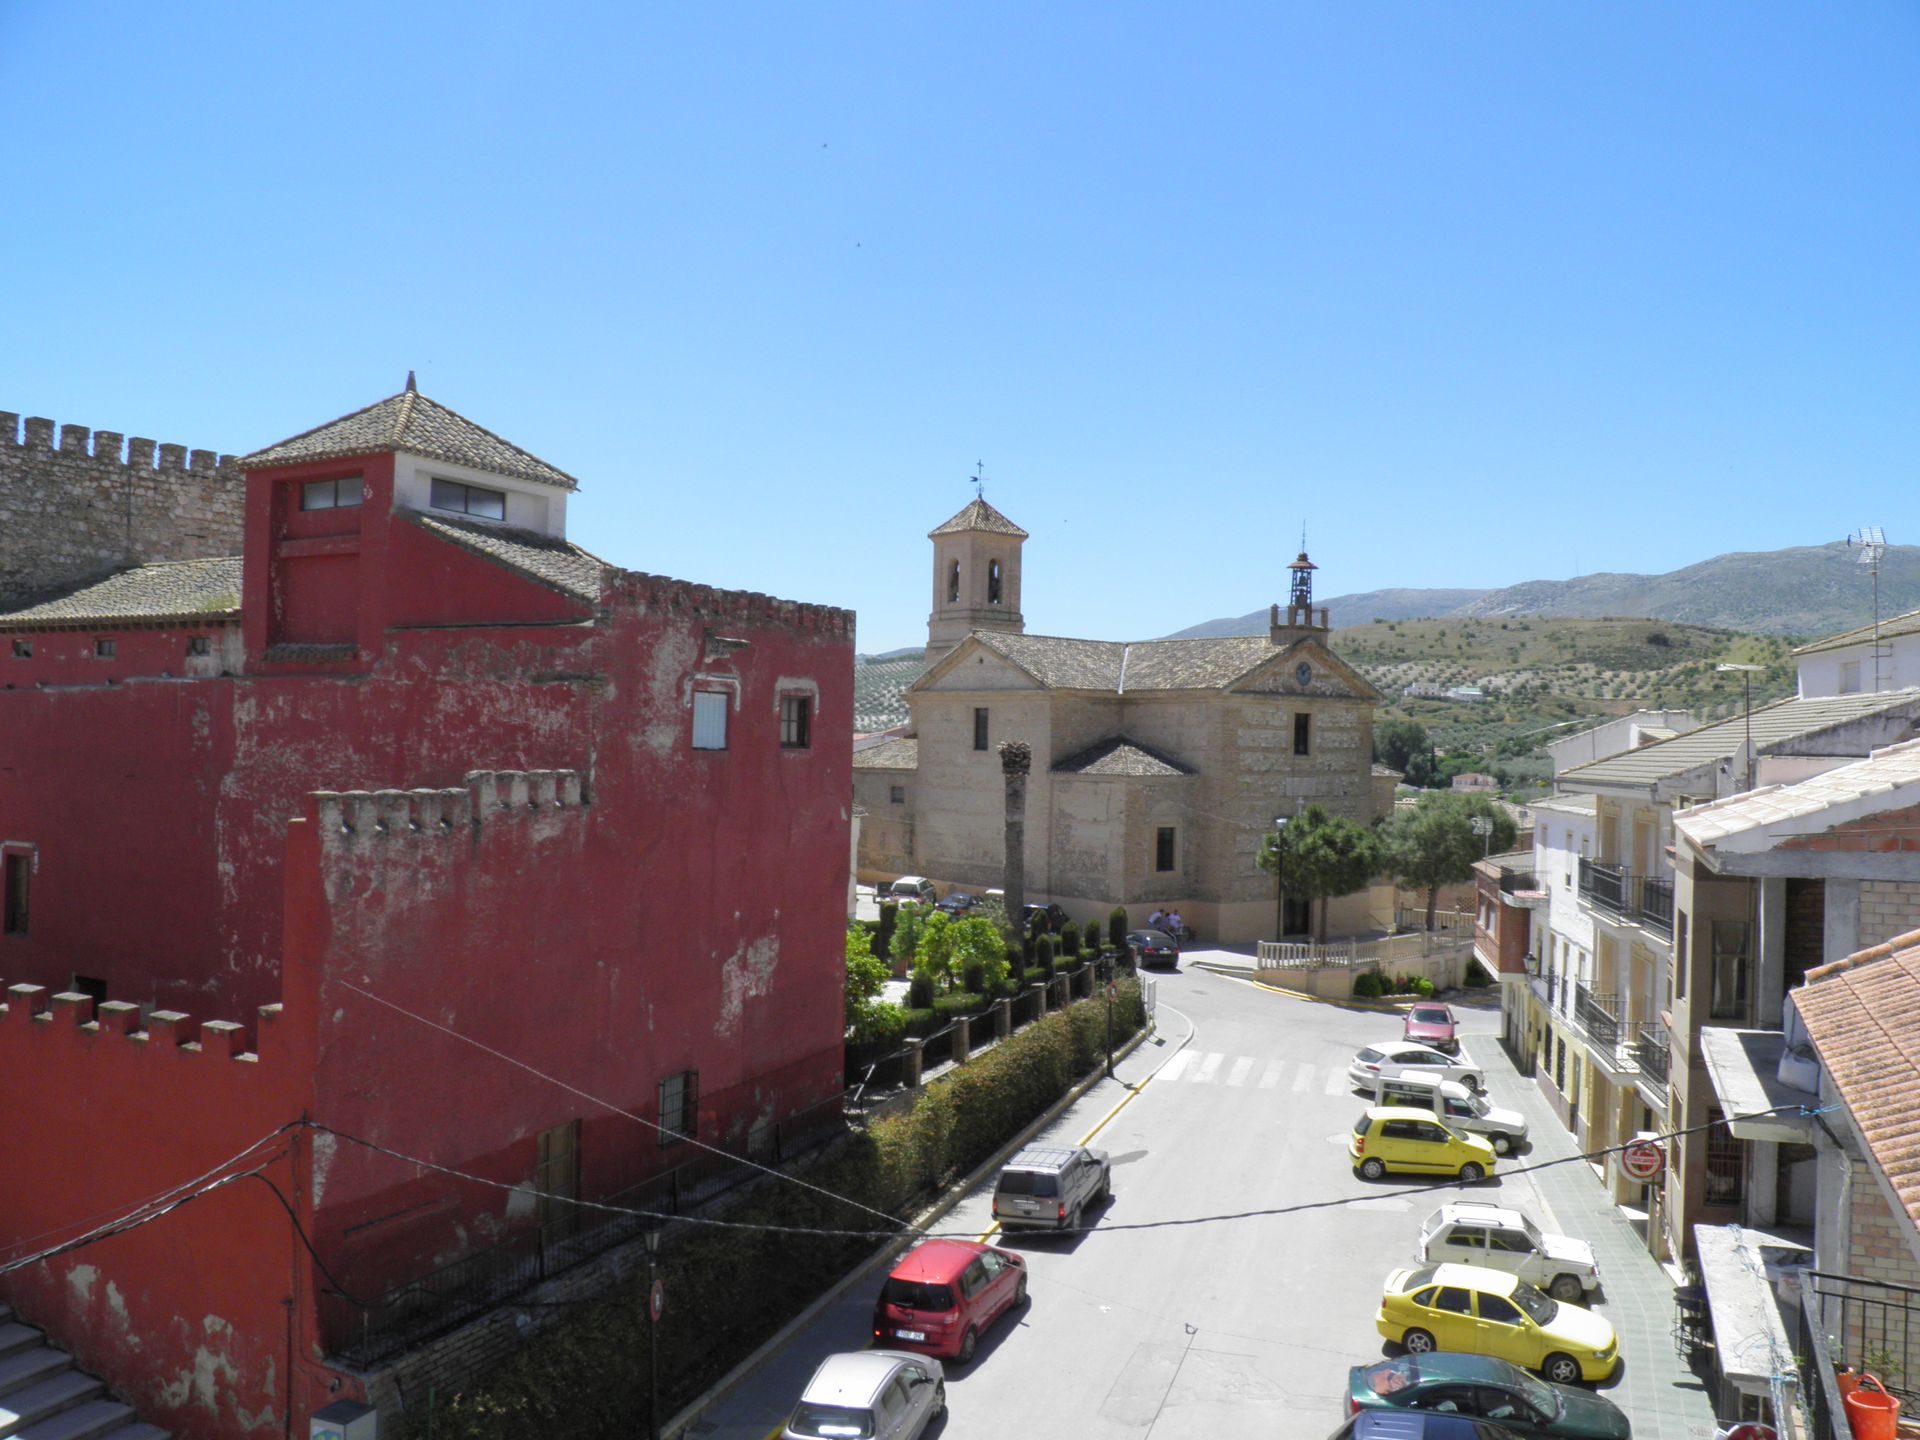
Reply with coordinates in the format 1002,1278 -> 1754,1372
1344,1355 -> 1630,1439
1126,928 -> 1179,968
1327,1411 -> 1525,1440
936,892 -> 983,917
1023,902 -> 1070,936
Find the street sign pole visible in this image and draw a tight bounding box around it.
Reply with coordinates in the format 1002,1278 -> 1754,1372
645,1227 -> 662,1440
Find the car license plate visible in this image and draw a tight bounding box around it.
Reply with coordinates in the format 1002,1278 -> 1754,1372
897,1329 -> 926,1342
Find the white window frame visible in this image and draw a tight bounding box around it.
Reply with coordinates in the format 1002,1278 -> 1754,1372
691,690 -> 729,751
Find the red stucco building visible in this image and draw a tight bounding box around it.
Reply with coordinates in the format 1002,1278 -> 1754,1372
0,383 -> 852,1438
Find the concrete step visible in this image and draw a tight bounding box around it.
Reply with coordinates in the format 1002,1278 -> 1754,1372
0,1332 -> 39,1364
0,1371 -> 105,1439
0,1351 -> 69,1403
13,1399 -> 135,1440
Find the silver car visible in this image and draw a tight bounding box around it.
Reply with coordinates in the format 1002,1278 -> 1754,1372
782,1350 -> 945,1440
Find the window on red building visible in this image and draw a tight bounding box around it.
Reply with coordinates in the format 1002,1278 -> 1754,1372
692,691 -> 729,751
94,638 -> 115,659
3,853 -> 30,936
187,636 -> 211,657
780,695 -> 812,749
9,640 -> 29,660
300,477 -> 363,510
430,478 -> 507,521
658,1070 -> 698,1146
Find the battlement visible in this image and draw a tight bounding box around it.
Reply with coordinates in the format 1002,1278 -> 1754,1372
1,982 -> 279,1063
604,569 -> 854,637
0,412 -> 244,478
312,769 -> 587,845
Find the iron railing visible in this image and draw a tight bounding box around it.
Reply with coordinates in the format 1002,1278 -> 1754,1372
1495,868 -> 1538,895
1573,984 -> 1623,1050
1802,1270 -> 1920,1415
1578,859 -> 1676,938
1634,1022 -> 1670,1087
1639,874 -> 1675,936
1578,858 -> 1628,915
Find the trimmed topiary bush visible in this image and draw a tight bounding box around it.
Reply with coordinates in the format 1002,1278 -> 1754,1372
1036,934 -> 1056,981
1414,976 -> 1436,998
1083,919 -> 1104,956
874,901 -> 897,960
1109,907 -> 1129,950
907,970 -> 934,1009
961,959 -> 986,994
1353,970 -> 1384,998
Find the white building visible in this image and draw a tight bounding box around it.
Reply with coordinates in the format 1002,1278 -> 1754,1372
1794,605 -> 1920,697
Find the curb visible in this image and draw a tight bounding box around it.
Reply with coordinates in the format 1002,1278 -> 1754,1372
663,1015 -> 1158,1440
1189,960 -> 1416,1010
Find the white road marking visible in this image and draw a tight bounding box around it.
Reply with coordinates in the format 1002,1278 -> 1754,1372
1190,1052 -> 1224,1084
1327,1067 -> 1351,1095
1291,1063 -> 1315,1093
1224,1056 -> 1254,1088
1258,1059 -> 1285,1090
1159,1049 -> 1198,1083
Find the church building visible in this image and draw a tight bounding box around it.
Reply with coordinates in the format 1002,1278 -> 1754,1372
853,497 -> 1394,943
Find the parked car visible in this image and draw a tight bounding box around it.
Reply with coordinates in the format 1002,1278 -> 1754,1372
1126,928 -> 1179,968
782,1350 -> 945,1440
1350,1107 -> 1496,1183
872,1239 -> 1026,1363
1403,1002 -> 1460,1054
1419,1203 -> 1599,1302
885,876 -> 939,907
1373,1075 -> 1528,1155
1375,1263 -> 1619,1385
1350,1043 -> 1484,1092
936,891 -> 984,916
1326,1411 -> 1526,1440
1345,1354 -> 1630,1438
1023,902 -> 1071,936
992,1144 -> 1112,1231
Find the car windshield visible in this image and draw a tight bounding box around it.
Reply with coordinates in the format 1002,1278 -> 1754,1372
1521,1216 -> 1545,1246
1411,1007 -> 1450,1024
1398,1265 -> 1439,1293
1511,1280 -> 1556,1325
1511,1369 -> 1559,1414
788,1403 -> 877,1438
1364,1357 -> 1420,1395
1356,1047 -> 1384,1064
1468,1094 -> 1493,1117
881,1279 -> 954,1312
996,1171 -> 1058,1197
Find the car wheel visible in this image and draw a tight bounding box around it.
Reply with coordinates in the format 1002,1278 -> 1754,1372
1458,1162 -> 1485,1183
1403,1328 -> 1437,1355
1360,1158 -> 1387,1181
1067,1203 -> 1083,1233
933,1382 -> 947,1417
1014,1275 -> 1028,1307
1490,1133 -> 1513,1156
1549,1274 -> 1584,1303
1099,1168 -> 1113,1205
958,1326 -> 978,1364
1542,1352 -> 1581,1384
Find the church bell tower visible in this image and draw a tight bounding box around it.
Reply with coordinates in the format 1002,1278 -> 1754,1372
1269,544 -> 1330,647
925,496 -> 1028,664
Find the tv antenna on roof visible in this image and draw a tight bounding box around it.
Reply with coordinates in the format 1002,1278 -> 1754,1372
1847,525 -> 1889,694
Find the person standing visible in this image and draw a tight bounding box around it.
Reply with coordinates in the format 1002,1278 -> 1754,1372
1148,907 -> 1166,933
1167,908 -> 1185,941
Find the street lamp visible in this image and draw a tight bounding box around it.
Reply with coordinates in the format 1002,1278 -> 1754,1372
1715,663 -> 1765,792
1272,816 -> 1290,941
644,1224 -> 664,1440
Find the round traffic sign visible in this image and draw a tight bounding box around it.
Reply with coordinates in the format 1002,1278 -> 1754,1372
1620,1138 -> 1665,1182
1107,981 -> 1118,1002
649,1278 -> 665,1322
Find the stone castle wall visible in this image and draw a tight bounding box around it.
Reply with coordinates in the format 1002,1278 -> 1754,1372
0,411 -> 244,608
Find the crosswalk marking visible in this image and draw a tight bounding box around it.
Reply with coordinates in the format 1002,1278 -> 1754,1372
1159,1049 -> 1197,1083
1258,1060 -> 1285,1090
1224,1057 -> 1254,1088
1328,1067 -> 1352,1095
1190,1052 -> 1224,1084
1154,1051 -> 1371,1094
1291,1063 -> 1315,1093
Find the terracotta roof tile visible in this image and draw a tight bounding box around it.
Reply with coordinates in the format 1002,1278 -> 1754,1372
408,513 -> 607,603
852,736 -> 918,770
1052,736 -> 1193,777
928,498 -> 1027,539
0,558 -> 242,629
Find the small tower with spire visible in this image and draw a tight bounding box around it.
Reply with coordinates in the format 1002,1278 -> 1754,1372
1270,529 -> 1329,647
925,488 -> 1028,664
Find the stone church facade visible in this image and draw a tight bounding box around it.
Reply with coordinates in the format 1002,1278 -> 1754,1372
853,498 -> 1393,944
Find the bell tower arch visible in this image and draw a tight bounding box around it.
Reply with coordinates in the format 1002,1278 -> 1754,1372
925,496 -> 1028,663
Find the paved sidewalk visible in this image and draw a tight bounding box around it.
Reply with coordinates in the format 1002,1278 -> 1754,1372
1483,1044 -> 1720,1440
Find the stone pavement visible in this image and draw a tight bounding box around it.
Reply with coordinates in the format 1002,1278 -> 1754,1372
1483,1041 -> 1721,1440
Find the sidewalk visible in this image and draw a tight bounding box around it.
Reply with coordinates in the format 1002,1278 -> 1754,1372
1483,1045 -> 1720,1440
676,1018 -> 1183,1440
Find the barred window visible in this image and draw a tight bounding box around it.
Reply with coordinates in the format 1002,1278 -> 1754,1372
692,691 -> 728,751
658,1070 -> 698,1147
1704,1107 -> 1746,1206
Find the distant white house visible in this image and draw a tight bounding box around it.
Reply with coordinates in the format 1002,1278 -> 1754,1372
1446,685 -> 1487,702
1543,708 -> 1699,779
1451,772 -> 1500,794
1795,604 -> 1920,697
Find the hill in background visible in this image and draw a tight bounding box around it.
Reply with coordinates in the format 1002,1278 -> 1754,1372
1169,542 -> 1920,641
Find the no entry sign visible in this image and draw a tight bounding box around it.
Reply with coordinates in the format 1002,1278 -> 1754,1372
1620,1137 -> 1665,1183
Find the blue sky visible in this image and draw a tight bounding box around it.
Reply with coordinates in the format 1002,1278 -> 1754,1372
2,3 -> 1915,654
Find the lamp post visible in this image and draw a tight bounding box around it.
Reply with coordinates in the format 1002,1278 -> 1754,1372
1271,816 -> 1290,941
1471,814 -> 1493,860
1715,663 -> 1765,792
645,1225 -> 663,1440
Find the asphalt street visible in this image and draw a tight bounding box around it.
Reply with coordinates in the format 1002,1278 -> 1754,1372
688,962 -> 1686,1440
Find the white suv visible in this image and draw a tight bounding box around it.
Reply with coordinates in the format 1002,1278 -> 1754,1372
1418,1201 -> 1600,1301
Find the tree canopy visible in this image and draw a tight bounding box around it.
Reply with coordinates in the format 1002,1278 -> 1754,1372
1382,792 -> 1518,927
1256,802 -> 1385,941
1373,716 -> 1440,787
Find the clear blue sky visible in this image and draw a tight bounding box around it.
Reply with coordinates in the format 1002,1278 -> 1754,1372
2,3 -> 1914,653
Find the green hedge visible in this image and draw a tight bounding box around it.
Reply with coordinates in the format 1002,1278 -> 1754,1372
401,984 -> 1148,1439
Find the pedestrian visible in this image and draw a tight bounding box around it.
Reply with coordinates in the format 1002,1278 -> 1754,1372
1148,907 -> 1166,932
1168,908 -> 1185,941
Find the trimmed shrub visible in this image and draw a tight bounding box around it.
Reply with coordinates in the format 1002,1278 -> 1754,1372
962,958 -> 986,994
1022,966 -> 1048,987
874,901 -> 897,961
907,970 -> 934,1009
1353,970 -> 1384,998
1036,934 -> 1056,981
1413,977 -> 1436,998
932,991 -> 985,1021
1083,919 -> 1104,956
1109,907 -> 1129,950
1022,931 -> 1037,963
900,1007 -> 937,1036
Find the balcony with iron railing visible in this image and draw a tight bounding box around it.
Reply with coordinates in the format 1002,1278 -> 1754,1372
1798,1271 -> 1920,1440
1577,859 -> 1675,938
1633,1022 -> 1670,1090
1573,983 -> 1624,1051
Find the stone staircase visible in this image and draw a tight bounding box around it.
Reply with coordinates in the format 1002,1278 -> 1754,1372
0,1304 -> 167,1440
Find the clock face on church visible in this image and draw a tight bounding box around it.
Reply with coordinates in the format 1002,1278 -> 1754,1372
1294,661 -> 1312,687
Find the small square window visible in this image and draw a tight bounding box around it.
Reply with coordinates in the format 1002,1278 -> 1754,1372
3,852 -> 30,936
691,690 -> 729,750
658,1069 -> 698,1146
973,707 -> 989,752
9,640 -> 29,660
94,638 -> 116,659
187,636 -> 211,657
300,476 -> 363,511
889,785 -> 906,805
780,695 -> 812,749
1293,713 -> 1311,756
430,477 -> 508,521
1155,826 -> 1177,873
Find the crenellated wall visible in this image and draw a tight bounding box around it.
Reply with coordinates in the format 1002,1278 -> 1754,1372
0,411 -> 245,608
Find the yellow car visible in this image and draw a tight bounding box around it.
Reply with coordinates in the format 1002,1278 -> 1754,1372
1349,1106 -> 1497,1182
1375,1262 -> 1620,1384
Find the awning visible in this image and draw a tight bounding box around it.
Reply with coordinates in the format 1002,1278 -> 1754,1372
1694,1223 -> 1811,1397
1698,1028 -> 1816,1141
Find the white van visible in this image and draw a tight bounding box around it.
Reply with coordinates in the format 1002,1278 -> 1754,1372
1371,1073 -> 1527,1154
884,876 -> 938,906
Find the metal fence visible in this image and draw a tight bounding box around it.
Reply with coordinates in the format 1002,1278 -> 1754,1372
1257,927 -> 1469,970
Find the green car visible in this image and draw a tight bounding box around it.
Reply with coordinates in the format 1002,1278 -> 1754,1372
1346,1355 -> 1630,1439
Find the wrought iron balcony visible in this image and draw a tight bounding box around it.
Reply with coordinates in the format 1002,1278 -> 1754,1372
1577,858 -> 1628,917
1573,983 -> 1623,1050
1637,875 -> 1674,937
1578,859 -> 1676,938
1633,1022 -> 1670,1087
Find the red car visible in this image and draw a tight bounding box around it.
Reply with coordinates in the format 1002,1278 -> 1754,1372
1402,1002 -> 1459,1055
872,1239 -> 1027,1363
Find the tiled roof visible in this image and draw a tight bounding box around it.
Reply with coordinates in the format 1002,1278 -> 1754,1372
1675,739 -> 1920,852
1793,605 -> 1920,657
1052,737 -> 1193,778
1530,793 -> 1599,815
852,736 -> 919,770
969,632 -> 1312,693
1559,689 -> 1920,791
243,385 -> 579,490
0,558 -> 242,629
928,497 -> 1027,539
409,513 -> 608,603
854,654 -> 930,733
1795,930 -> 1920,1228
